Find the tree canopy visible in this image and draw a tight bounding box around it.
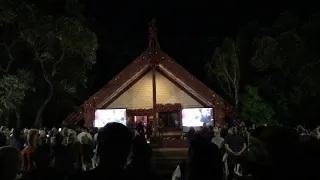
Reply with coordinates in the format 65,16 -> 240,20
205,11 -> 320,128
205,37 -> 240,110
240,86 -> 275,125
0,0 -> 98,127
0,1 -> 319,128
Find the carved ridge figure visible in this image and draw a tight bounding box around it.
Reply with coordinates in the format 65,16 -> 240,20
148,19 -> 159,47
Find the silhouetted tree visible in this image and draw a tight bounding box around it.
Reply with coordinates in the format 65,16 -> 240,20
205,37 -> 241,111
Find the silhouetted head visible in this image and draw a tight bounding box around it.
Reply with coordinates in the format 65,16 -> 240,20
97,122 -> 132,167
251,126 -> 300,179
93,127 -> 99,134
231,127 -> 238,135
189,127 -> 196,133
295,137 -> 320,180
82,127 -> 89,133
131,135 -> 152,161
188,134 -> 215,162
188,134 -> 223,179
0,132 -> 6,147
54,133 -> 64,145
39,130 -> 46,143
27,129 -> 39,147
0,146 -> 23,180
12,129 -> 21,139
213,127 -> 221,137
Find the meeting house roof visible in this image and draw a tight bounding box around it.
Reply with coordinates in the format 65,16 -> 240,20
64,19 -> 231,124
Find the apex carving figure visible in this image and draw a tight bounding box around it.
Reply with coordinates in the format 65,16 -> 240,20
148,18 -> 159,48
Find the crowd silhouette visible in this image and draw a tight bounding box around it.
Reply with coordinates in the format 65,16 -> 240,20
0,121 -> 319,180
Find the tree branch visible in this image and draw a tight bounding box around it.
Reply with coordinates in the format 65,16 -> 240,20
40,59 -> 49,83
52,46 -> 65,76
233,43 -> 241,84
0,40 -> 17,74
216,53 -> 235,101
221,69 -> 232,95
220,53 -> 234,83
34,58 -> 54,127
298,60 -> 320,76
216,75 -> 233,100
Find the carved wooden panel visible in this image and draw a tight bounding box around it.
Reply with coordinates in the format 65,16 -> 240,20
156,103 -> 181,112
127,109 -> 153,116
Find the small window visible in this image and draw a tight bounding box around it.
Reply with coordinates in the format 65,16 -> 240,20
159,112 -> 180,128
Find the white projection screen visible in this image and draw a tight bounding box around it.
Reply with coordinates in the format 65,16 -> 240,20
94,109 -> 127,128
181,108 -> 214,132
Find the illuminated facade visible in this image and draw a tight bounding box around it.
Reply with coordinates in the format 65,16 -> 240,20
64,20 -> 232,133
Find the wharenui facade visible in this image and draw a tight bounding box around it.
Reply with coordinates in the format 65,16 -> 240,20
64,19 -> 232,134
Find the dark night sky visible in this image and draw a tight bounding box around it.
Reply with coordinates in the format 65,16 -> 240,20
83,1 -> 316,94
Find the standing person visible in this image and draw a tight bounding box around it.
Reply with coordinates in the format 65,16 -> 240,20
0,146 -> 23,180
200,123 -> 209,138
136,121 -> 145,137
220,124 -> 229,139
127,120 -> 134,137
11,129 -> 25,150
124,136 -> 158,180
34,131 -> 52,180
76,127 -> 81,134
157,118 -> 164,138
173,135 -> 223,180
21,129 -> 39,178
81,136 -> 94,171
67,131 -> 82,174
61,128 -> 69,146
187,127 -> 196,146
211,127 -> 224,149
224,127 -> 247,180
68,122 -> 132,180
51,133 -> 71,180
146,123 -> 152,142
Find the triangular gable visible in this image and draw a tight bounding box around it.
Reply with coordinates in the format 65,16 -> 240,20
157,51 -> 225,106
87,49 -> 153,107
106,69 -> 154,109
63,50 -> 153,123
106,70 -> 204,109
154,71 -> 203,107
94,49 -> 226,109
64,49 -> 229,124
63,20 -> 231,124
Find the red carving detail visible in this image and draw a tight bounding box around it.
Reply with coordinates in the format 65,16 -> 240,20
126,104 -> 182,116
127,109 -> 153,116
156,103 -> 181,112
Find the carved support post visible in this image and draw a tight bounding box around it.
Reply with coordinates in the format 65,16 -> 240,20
152,55 -> 158,134
212,98 -> 225,126
212,99 -> 217,126
84,101 -> 94,128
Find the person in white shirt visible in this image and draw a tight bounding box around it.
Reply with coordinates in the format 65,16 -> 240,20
211,127 -> 224,149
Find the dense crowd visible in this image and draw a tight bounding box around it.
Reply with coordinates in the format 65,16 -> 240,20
0,122 -> 160,180
175,123 -> 320,180
0,122 -> 319,180
0,126 -> 96,180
